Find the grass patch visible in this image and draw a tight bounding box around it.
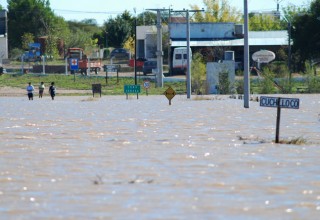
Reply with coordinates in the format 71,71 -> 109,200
278,137 -> 308,145
0,73 -> 187,95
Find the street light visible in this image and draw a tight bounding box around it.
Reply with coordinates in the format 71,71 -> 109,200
243,0 -> 250,108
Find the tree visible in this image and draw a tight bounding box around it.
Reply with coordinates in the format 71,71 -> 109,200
191,52 -> 206,94
103,11 -> 133,48
249,13 -> 282,31
290,0 -> 320,71
191,0 -> 242,23
7,0 -> 55,49
21,33 -> 35,50
137,11 -> 157,26
66,20 -> 102,51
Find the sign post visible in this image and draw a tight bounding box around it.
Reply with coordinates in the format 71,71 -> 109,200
70,58 -> 79,82
260,96 -> 300,143
124,85 -> 141,99
143,80 -> 150,96
164,86 -> 176,105
104,65 -> 120,85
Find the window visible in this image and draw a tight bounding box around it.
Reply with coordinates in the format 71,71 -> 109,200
175,54 -> 182,60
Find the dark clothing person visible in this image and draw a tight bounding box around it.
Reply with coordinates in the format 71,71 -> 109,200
49,82 -> 56,100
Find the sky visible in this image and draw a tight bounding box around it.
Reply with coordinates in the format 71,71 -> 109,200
0,0 -> 310,26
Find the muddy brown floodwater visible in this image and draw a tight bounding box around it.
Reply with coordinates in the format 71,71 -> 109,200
0,94 -> 320,219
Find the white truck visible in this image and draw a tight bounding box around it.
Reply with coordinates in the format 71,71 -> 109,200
172,47 -> 192,75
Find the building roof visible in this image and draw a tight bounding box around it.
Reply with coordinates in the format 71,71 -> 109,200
171,30 -> 289,47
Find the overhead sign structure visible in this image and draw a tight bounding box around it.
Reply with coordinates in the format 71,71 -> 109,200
252,50 -> 276,63
260,96 -> 300,143
164,86 -> 176,105
70,58 -> 79,70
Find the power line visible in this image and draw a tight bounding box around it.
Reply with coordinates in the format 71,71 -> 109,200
53,9 -> 122,15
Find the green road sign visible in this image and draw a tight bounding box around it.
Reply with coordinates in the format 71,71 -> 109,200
124,85 -> 141,94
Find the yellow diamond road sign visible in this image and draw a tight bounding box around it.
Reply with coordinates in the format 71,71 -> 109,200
164,86 -> 176,100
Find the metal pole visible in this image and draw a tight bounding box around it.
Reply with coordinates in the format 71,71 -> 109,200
88,57 -> 90,76
288,21 -> 291,78
168,8 -> 171,75
275,98 -> 281,143
156,10 -> 163,88
186,10 -> 191,99
243,0 -> 250,108
65,57 -> 68,75
21,55 -> 24,74
42,55 -> 45,74
134,10 -> 137,85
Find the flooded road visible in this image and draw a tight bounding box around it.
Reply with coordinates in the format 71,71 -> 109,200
1,94 -> 320,219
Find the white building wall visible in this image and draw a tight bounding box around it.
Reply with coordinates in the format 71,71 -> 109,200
0,10 -> 8,61
206,61 -> 235,94
137,26 -> 168,60
0,36 -> 8,60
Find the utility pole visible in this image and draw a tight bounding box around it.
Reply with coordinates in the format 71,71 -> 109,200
283,16 -> 291,77
171,9 -> 204,99
134,8 -> 137,85
168,6 -> 172,75
244,0 -> 250,108
275,0 -> 284,12
147,9 -> 167,88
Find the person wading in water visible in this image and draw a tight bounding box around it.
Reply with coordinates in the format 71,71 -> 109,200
26,82 -> 34,100
49,82 -> 56,100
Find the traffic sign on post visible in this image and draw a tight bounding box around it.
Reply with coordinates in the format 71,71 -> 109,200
260,96 -> 300,143
143,80 -> 150,96
260,96 -> 299,109
164,86 -> 176,105
124,85 -> 141,99
70,58 -> 79,70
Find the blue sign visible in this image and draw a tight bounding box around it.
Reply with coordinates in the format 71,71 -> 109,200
70,58 -> 79,70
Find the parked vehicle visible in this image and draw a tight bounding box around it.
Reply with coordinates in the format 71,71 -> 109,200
67,48 -> 101,75
128,57 -> 147,68
143,60 -> 157,75
0,66 -> 6,75
23,43 -> 41,62
172,47 -> 192,75
110,48 -> 130,59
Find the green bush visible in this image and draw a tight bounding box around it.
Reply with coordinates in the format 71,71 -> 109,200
218,71 -> 231,94
267,61 -> 289,78
9,48 -> 24,61
258,67 -> 276,94
191,53 -> 206,95
304,62 -> 320,93
235,79 -> 244,94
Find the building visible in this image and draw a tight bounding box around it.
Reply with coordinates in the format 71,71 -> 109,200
169,22 -> 288,66
135,22 -> 289,70
0,10 -> 8,62
136,25 -> 168,60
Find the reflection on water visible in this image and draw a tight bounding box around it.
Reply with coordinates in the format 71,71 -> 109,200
0,94 -> 320,219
